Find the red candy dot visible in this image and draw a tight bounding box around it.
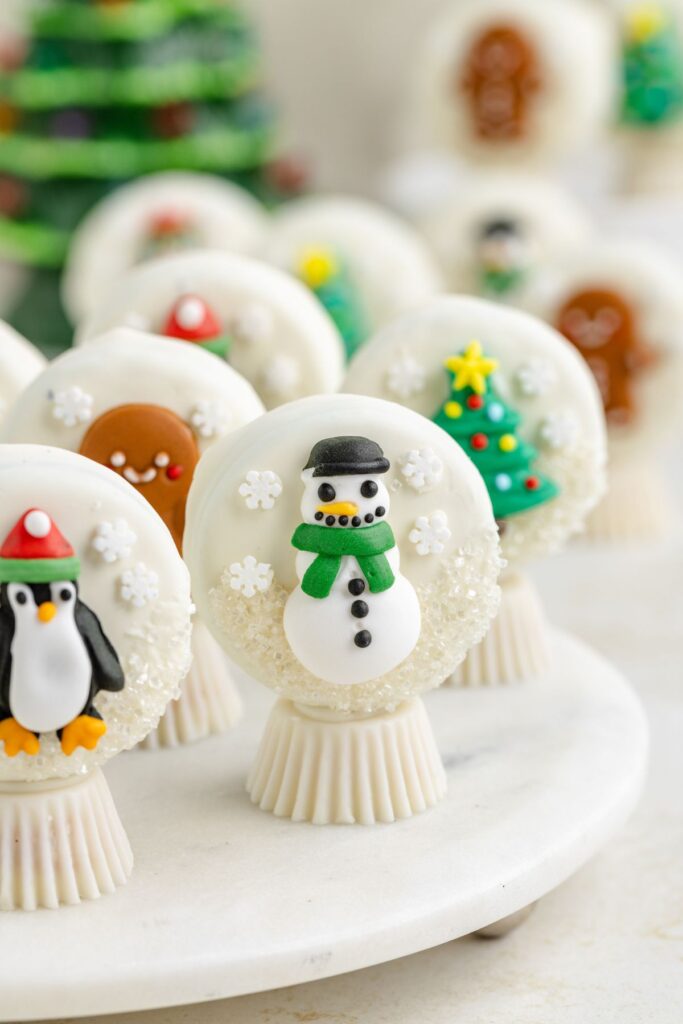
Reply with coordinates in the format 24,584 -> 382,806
167,464 -> 184,480
471,433 -> 489,451
466,394 -> 484,410
525,476 -> 540,491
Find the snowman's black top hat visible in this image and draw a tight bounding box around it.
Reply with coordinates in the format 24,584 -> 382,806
304,436 -> 390,477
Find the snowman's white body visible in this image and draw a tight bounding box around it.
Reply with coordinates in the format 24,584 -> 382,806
283,469 -> 421,687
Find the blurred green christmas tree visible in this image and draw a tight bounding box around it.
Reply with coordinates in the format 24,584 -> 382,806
621,2 -> 683,127
0,0 -> 297,355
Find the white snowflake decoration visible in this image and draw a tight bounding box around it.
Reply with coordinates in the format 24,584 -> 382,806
399,448 -> 444,493
229,555 -> 273,598
514,359 -> 557,398
231,303 -> 274,344
408,511 -> 451,556
120,562 -> 160,608
538,412 -> 580,451
50,386 -> 93,427
91,519 -> 137,564
260,354 -> 300,397
238,469 -> 283,510
190,399 -> 229,439
386,354 -> 426,399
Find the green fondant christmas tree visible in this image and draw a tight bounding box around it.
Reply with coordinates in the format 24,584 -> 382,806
621,3 -> 683,127
297,247 -> 369,362
433,340 -> 558,521
0,0 -> 298,355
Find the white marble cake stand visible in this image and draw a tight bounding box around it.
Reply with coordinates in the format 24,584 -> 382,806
0,631 -> 647,1023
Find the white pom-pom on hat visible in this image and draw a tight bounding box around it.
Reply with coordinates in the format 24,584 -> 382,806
24,509 -> 52,539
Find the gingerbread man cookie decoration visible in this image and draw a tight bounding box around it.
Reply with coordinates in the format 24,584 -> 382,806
555,287 -> 658,426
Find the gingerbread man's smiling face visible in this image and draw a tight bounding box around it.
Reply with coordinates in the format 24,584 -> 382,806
79,403 -> 199,551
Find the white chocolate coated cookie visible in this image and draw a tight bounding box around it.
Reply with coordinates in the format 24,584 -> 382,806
75,251 -> 345,409
410,0 -> 616,166
422,173 -> 592,302
0,445 -> 192,783
63,172 -> 268,323
519,239 -> 683,455
0,320 -> 45,425
265,195 -> 442,358
1,330 -> 264,552
184,394 -> 501,713
343,296 -> 607,565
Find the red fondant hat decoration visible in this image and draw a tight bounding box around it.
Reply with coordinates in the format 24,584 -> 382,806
148,210 -> 192,240
162,294 -> 229,358
0,509 -> 80,583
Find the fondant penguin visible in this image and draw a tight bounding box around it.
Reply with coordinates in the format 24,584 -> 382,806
283,437 -> 421,686
0,509 -> 124,758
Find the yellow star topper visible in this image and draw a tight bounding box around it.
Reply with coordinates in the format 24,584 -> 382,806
445,340 -> 498,396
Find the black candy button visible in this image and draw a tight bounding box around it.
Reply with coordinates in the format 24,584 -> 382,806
351,600 -> 368,618
348,578 -> 365,596
354,630 -> 372,648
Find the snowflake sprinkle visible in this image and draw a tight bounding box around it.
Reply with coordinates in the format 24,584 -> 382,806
399,448 -> 444,493
190,400 -> 229,439
91,519 -> 137,564
50,386 -> 93,427
231,303 -> 274,345
229,555 -> 273,598
408,511 -> 451,556
120,562 -> 160,608
260,354 -> 301,398
386,353 -> 426,399
238,469 -> 283,510
513,359 -> 556,398
537,412 -> 579,451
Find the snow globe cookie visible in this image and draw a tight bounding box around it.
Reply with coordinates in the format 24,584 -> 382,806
63,172 -> 269,324
1,329 -> 264,748
422,173 -> 592,302
75,251 -> 345,409
0,445 -> 192,910
410,0 -> 616,167
520,238 -> 683,539
184,394 -> 501,824
343,297 -> 606,686
0,319 -> 45,425
264,196 -> 443,361
617,2 -> 683,193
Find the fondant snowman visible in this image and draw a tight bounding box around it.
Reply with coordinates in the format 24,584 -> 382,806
284,437 -> 420,686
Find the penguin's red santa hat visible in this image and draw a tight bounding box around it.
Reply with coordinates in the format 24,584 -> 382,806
162,294 -> 229,358
0,509 -> 80,584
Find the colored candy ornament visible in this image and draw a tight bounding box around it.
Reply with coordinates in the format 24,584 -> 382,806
184,394 -> 502,824
342,296 -> 606,687
1,329 -> 264,751
0,447 -> 192,910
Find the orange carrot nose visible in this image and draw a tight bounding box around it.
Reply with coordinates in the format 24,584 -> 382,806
317,501 -> 358,517
37,602 -> 57,624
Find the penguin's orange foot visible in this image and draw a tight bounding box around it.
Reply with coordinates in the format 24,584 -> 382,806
60,715 -> 107,756
0,718 -> 40,757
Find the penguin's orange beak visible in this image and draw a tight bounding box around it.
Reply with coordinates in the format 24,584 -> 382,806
317,501 -> 358,516
37,602 -> 57,624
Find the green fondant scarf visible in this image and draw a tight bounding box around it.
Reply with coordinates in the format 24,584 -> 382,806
291,521 -> 396,600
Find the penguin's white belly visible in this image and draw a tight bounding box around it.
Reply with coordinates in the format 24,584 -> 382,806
9,617 -> 92,734
284,555 -> 421,686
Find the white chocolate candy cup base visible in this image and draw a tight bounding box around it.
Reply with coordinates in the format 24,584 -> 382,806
247,697 -> 446,825
448,571 -> 550,687
585,458 -> 673,543
0,768 -> 132,911
142,620 -> 242,750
